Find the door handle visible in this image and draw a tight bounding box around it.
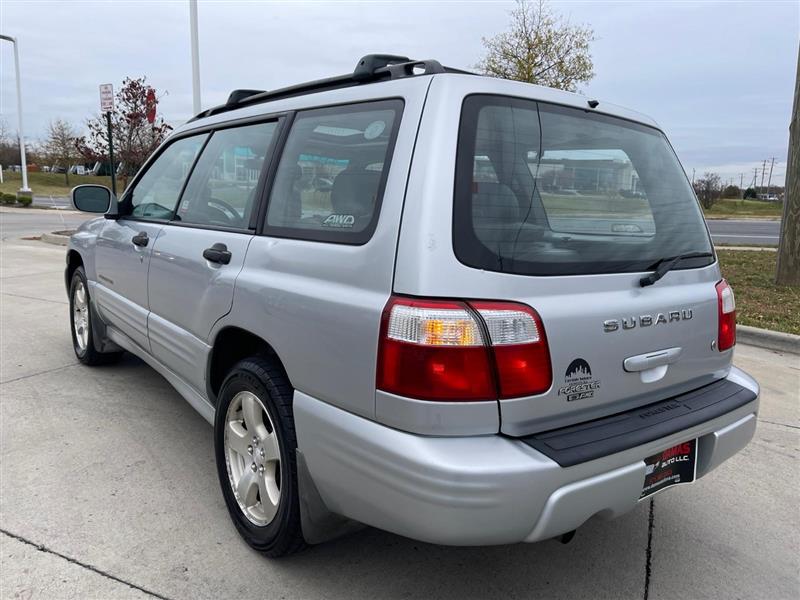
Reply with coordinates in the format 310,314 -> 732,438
203,243 -> 232,265
132,232 -> 149,247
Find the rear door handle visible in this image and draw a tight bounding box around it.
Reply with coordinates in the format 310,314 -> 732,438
132,232 -> 149,247
623,347 -> 682,372
203,243 -> 232,265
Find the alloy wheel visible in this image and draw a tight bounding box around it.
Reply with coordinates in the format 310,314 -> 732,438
224,391 -> 282,526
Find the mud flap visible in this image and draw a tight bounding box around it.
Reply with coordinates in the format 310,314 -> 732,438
296,449 -> 365,544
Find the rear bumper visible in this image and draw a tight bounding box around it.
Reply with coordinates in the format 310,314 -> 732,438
294,367 -> 759,546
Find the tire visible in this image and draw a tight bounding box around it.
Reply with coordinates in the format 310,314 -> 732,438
214,356 -> 307,557
69,266 -> 122,365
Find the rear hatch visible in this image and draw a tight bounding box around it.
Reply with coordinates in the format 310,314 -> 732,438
450,94 -> 730,436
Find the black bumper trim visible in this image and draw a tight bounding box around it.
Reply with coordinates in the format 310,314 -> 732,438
520,378 -> 757,467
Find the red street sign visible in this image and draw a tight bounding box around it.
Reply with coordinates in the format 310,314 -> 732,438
146,88 -> 156,124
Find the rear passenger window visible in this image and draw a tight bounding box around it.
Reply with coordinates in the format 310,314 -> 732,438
265,100 -> 403,243
175,122 -> 278,229
129,134 -> 207,219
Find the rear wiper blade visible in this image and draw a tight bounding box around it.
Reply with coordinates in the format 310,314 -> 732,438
639,252 -> 714,287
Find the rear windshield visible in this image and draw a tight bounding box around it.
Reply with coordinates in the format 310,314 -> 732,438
453,95 -> 714,276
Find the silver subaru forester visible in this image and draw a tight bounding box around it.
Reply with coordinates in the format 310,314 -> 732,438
66,55 -> 759,557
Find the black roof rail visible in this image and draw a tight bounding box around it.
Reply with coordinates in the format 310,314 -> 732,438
190,54 -> 475,122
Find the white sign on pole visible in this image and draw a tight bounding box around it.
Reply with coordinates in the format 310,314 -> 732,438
99,84 -> 114,112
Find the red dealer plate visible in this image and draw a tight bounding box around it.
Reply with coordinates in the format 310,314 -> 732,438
640,439 -> 698,500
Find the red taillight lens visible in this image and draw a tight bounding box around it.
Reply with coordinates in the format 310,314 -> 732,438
377,298 -> 494,400
376,297 -> 552,401
470,301 -> 552,398
716,279 -> 736,351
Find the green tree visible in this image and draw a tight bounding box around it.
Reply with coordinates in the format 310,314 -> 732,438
478,0 -> 595,91
722,184 -> 741,199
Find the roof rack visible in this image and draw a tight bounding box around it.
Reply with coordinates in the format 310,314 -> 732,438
190,54 -> 473,122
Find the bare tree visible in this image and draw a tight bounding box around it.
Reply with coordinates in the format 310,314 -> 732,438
478,0 -> 595,91
0,118 -> 20,168
44,119 -> 79,185
693,173 -> 722,210
776,46 -> 799,286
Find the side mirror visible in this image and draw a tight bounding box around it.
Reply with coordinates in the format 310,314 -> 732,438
70,184 -> 119,217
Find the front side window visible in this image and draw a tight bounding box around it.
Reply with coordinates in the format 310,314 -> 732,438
128,134 -> 207,219
175,122 -> 278,229
453,95 -> 713,276
265,100 -> 403,243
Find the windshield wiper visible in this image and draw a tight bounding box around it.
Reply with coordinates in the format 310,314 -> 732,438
639,252 -> 714,287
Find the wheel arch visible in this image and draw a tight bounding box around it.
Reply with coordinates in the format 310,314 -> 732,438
65,249 -> 84,291
206,326 -> 290,405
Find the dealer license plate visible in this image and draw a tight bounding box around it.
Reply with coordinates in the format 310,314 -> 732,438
640,439 -> 697,500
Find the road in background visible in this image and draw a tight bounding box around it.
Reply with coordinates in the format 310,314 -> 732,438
32,196 -> 70,209
0,208 -> 92,240
706,219 -> 780,246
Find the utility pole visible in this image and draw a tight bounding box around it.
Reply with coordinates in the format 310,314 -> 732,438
740,172 -> 744,199
760,159 -> 768,190
765,157 -> 776,198
0,34 -> 31,194
189,0 -> 201,115
691,168 -> 695,186
775,44 -> 798,285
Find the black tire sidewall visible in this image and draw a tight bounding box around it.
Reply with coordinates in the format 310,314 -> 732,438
214,359 -> 299,553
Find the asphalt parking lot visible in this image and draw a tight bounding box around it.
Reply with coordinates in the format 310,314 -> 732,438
0,234 -> 798,600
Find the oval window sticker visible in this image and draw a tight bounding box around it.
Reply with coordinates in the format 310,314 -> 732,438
364,120 -> 386,140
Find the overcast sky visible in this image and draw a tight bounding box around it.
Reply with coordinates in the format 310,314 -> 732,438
1,0 -> 797,185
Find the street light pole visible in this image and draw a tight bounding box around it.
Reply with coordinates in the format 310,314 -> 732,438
0,34 -> 31,193
189,0 -> 201,115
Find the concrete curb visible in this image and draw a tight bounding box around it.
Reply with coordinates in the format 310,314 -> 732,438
738,325 -> 800,355
40,232 -> 71,246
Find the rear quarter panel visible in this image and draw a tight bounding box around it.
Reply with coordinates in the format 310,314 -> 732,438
210,78 -> 431,419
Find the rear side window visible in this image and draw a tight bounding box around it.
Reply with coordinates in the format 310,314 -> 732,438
265,100 -> 403,244
129,134 -> 207,219
175,121 -> 278,229
453,95 -> 713,276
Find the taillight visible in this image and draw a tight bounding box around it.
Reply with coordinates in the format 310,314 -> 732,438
716,279 -> 736,351
377,297 -> 552,401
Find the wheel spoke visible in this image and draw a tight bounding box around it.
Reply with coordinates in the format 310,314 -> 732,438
241,394 -> 266,438
258,476 -> 279,523
226,421 -> 252,458
236,469 -> 258,507
262,431 -> 280,463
